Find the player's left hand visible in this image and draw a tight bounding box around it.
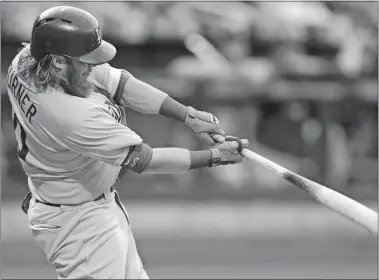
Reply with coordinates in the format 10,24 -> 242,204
184,106 -> 226,145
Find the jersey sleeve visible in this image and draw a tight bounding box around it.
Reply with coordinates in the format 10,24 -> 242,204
92,64 -> 168,114
91,63 -> 131,101
63,109 -> 143,166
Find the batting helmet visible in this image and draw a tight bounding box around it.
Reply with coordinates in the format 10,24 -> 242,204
30,6 -> 116,65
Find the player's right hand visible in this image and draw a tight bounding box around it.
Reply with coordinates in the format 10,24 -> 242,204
210,136 -> 249,166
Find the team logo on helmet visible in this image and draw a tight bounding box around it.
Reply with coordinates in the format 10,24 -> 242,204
95,28 -> 101,45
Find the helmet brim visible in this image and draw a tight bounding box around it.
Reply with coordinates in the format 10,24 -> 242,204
73,40 -> 116,65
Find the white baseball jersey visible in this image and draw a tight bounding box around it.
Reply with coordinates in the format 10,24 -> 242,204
7,48 -> 144,205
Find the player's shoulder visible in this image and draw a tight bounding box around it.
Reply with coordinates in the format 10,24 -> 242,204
91,63 -> 133,98
38,89 -> 107,131
91,63 -> 129,83
91,63 -> 111,83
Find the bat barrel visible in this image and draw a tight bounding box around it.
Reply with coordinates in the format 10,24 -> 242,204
241,148 -> 378,235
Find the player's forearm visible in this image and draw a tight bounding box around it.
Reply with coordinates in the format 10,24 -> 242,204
142,148 -> 211,174
122,139 -> 247,174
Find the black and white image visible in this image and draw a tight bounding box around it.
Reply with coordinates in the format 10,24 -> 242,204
1,1 -> 378,279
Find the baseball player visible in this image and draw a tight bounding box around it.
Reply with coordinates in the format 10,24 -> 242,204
8,6 -> 249,279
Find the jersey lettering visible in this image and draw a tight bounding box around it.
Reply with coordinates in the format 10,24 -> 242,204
12,112 -> 29,161
105,100 -> 122,123
8,67 -> 38,123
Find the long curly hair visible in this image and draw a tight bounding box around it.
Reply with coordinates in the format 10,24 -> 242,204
16,43 -> 111,98
17,43 -> 67,90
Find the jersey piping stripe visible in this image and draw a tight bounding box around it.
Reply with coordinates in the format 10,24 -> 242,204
113,70 -> 131,105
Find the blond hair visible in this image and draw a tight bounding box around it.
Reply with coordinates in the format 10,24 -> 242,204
17,43 -> 111,98
17,44 -> 65,90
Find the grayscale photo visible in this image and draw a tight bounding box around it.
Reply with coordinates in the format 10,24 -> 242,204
1,1 -> 378,279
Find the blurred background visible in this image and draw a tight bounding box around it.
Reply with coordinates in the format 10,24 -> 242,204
1,1 -> 378,279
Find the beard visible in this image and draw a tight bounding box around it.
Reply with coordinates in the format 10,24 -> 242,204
60,63 -> 94,98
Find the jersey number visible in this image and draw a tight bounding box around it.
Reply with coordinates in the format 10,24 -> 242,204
13,113 -> 29,161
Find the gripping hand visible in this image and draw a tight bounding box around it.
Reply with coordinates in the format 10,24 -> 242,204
209,136 -> 249,167
184,107 -> 226,145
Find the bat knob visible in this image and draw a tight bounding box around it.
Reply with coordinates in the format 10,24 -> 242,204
225,136 -> 243,153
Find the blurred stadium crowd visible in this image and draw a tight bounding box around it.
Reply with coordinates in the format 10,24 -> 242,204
1,1 -> 378,201
3,2 -> 377,78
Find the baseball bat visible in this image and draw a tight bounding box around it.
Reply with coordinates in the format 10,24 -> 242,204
241,148 -> 378,235
171,5 -> 378,235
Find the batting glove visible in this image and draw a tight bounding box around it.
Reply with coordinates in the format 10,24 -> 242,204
209,136 -> 249,167
184,107 -> 226,145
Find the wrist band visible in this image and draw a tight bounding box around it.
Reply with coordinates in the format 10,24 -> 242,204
210,148 -> 221,167
189,150 -> 212,170
159,96 -> 187,122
